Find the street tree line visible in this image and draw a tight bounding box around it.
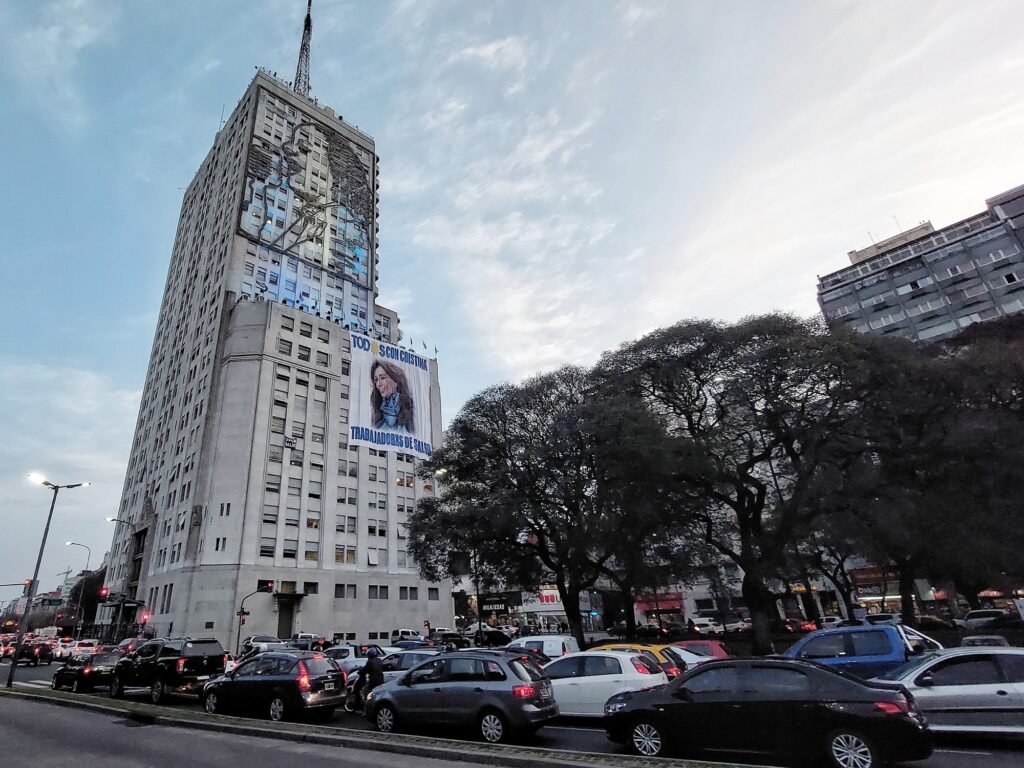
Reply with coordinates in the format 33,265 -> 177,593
408,314 -> 1024,653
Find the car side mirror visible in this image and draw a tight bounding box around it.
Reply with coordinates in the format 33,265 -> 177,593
917,674 -> 934,688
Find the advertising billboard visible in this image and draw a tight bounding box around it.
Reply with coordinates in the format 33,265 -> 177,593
348,332 -> 434,459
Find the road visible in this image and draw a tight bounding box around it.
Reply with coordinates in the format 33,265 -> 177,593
3,659 -> 1022,768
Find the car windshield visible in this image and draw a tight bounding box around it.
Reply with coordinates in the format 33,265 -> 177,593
875,651 -> 941,680
182,641 -> 224,657
91,653 -> 120,665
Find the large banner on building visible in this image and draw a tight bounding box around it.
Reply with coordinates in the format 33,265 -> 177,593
348,332 -> 434,459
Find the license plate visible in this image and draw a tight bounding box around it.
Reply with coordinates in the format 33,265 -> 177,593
324,682 -> 335,691
197,675 -> 210,681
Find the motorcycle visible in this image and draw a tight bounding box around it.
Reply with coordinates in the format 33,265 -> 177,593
342,668 -> 365,713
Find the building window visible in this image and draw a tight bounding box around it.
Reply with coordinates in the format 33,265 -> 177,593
283,540 -> 298,559
277,339 -> 292,355
316,351 -> 329,366
299,322 -> 312,338
262,505 -> 279,524
265,475 -> 281,493
428,588 -> 440,601
281,315 -> 294,331
288,478 -> 302,496
270,417 -> 286,434
334,545 -> 356,564
334,583 -> 356,599
303,581 -> 319,595
298,345 -> 311,362
317,328 -> 330,342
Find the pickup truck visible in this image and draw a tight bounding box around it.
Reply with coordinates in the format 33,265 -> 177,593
783,624 -> 942,678
109,637 -> 226,703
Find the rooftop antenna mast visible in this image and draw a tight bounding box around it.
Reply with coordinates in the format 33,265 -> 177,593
294,0 -> 313,97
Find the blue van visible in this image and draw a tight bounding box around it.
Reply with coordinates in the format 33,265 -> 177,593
782,624 -> 943,679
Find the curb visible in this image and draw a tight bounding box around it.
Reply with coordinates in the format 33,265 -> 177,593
0,687 -> 767,768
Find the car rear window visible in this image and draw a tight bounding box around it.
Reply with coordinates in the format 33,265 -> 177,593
633,656 -> 662,675
682,644 -> 713,657
304,657 -> 340,676
509,659 -> 544,682
91,654 -> 120,665
183,640 -> 224,657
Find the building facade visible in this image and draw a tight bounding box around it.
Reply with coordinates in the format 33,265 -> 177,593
817,184 -> 1024,341
100,69 -> 450,648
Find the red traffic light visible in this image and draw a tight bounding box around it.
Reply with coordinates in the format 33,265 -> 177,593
257,579 -> 275,593
99,587 -> 109,601
140,612 -> 151,623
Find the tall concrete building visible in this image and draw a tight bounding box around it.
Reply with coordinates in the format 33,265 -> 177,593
817,184 -> 1024,341
101,19 -> 448,647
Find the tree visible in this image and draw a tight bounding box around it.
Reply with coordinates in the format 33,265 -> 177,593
596,315 -> 902,653
408,367 -> 685,647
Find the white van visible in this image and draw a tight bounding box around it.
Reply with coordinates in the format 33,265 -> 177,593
391,628 -> 424,642
507,634 -> 580,658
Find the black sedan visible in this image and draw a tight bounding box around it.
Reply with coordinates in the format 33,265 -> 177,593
15,642 -> 53,666
200,651 -> 345,721
604,658 -> 932,768
51,652 -> 120,692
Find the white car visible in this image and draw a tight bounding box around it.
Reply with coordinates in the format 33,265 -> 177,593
865,613 -> 902,625
689,618 -> 723,635
871,647 -> 1024,735
816,616 -> 844,629
542,650 -> 668,716
53,639 -> 77,660
390,628 -> 424,643
954,609 -> 1009,631
69,639 -> 99,656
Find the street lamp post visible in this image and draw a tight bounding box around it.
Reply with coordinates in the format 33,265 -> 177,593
6,473 -> 89,689
64,541 -> 92,639
105,517 -> 138,642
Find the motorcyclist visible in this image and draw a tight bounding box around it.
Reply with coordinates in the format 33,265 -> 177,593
346,647 -> 384,712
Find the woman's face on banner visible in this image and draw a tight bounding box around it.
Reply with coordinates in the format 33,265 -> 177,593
373,366 -> 398,398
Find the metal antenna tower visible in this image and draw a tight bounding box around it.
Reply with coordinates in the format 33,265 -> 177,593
294,0 -> 312,97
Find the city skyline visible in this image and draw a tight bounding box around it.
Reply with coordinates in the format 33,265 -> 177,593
3,0 -> 1024,594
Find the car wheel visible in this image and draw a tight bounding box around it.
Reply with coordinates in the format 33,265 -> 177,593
826,729 -> 879,768
109,676 -> 124,699
630,720 -> 665,757
268,695 -> 287,722
374,703 -> 397,733
204,692 -> 219,714
50,676 -> 59,690
478,710 -> 508,744
150,679 -> 166,705
72,679 -> 81,694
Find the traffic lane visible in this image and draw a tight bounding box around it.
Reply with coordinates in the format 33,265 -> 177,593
0,656 -> 60,687
9,670 -> 1021,768
324,712 -> 1024,768
0,695 -> 500,768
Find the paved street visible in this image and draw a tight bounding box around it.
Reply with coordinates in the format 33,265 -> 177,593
3,659 -> 1022,767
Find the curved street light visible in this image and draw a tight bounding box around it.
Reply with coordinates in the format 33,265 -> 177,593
64,541 -> 92,573
6,473 -> 89,689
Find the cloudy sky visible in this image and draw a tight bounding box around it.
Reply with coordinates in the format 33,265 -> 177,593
2,0 -> 1023,601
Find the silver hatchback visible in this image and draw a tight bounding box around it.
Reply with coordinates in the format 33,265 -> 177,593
365,651 -> 558,743
872,647 -> 1024,735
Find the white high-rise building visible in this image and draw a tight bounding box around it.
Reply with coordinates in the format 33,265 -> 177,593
101,38 -> 448,647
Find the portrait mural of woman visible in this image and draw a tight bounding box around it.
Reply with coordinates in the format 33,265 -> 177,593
370,359 -> 415,434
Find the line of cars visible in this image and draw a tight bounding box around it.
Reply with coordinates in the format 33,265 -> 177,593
40,624 -> 1024,766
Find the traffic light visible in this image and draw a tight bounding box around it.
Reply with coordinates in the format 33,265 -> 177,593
22,579 -> 37,596
140,612 -> 151,625
98,587 -> 110,602
257,579 -> 274,593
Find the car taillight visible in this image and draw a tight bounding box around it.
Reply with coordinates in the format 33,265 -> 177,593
297,661 -> 311,692
874,700 -> 910,715
176,658 -> 185,674
631,658 -> 652,675
512,685 -> 536,698
83,666 -> 92,675
663,665 -> 680,678
34,648 -> 40,655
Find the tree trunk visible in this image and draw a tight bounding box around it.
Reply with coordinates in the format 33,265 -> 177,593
557,580 -> 587,650
896,558 -> 917,626
741,568 -> 776,655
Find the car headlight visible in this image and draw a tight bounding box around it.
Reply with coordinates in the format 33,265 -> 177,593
604,701 -> 629,715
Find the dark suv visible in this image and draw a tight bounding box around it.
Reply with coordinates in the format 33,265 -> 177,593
366,650 -> 558,743
15,642 -> 53,666
109,637 -> 226,703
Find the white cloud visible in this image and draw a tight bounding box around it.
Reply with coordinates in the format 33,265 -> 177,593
448,36 -> 533,94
